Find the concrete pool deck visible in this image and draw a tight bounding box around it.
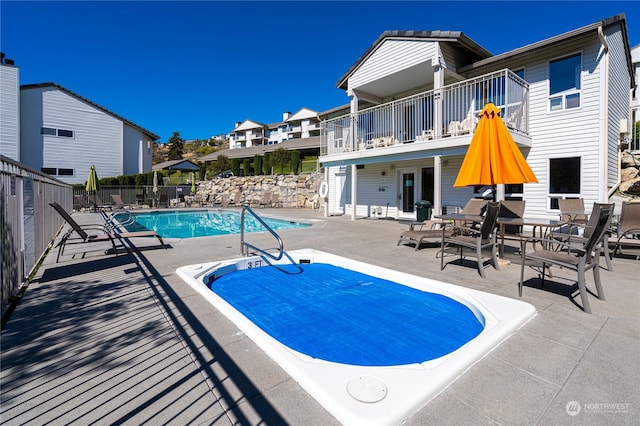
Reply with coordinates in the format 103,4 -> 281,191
1,207 -> 639,425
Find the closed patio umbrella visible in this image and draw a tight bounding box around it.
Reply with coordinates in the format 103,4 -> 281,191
152,171 -> 158,207
454,103 -> 537,188
85,165 -> 100,212
190,172 -> 196,194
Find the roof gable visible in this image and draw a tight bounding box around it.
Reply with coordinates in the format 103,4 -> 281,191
235,120 -> 266,131
286,108 -> 319,122
337,30 -> 492,89
20,82 -> 160,140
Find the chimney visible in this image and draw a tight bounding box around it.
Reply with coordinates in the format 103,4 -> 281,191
283,111 -> 291,121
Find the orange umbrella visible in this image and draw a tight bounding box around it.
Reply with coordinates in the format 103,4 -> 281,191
454,103 -> 537,187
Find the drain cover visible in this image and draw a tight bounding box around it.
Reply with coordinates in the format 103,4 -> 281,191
346,376 -> 387,403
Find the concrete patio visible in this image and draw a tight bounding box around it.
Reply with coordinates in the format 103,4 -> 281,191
1,208 -> 638,425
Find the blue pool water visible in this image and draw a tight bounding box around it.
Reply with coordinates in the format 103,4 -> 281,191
116,209 -> 309,238
210,263 -> 484,366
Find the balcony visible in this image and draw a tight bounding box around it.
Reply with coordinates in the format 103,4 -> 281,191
320,69 -> 529,157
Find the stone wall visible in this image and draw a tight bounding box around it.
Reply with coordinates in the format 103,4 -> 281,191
619,151 -> 640,197
196,172 -> 323,208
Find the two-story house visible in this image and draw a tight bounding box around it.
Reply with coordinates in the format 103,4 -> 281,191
319,15 -> 634,221
20,82 -> 159,184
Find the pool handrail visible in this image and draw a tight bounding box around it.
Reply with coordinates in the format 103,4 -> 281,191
240,206 -> 286,262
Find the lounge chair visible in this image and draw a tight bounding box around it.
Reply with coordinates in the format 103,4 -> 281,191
257,191 -> 272,208
458,198 -> 488,229
50,202 -> 165,262
271,193 -> 280,208
519,203 -> 613,314
74,195 -> 91,211
612,201 -> 640,259
88,194 -> 112,211
398,220 -> 452,251
110,194 -> 134,209
440,201 -> 501,278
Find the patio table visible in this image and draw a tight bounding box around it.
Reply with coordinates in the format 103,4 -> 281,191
497,217 -> 567,253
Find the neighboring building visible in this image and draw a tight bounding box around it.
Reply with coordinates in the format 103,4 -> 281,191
20,82 -> 159,184
228,108 -> 323,150
319,15 -> 635,220
152,159 -> 200,172
200,105 -> 351,168
631,43 -> 640,152
0,53 -> 20,161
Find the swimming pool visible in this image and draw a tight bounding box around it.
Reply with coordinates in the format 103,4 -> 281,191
177,249 -> 536,425
115,209 -> 310,238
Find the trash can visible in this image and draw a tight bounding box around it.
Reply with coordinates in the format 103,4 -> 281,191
415,200 -> 432,221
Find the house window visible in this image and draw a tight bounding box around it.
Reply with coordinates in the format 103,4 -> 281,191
549,53 -> 581,111
41,167 -> 57,175
41,127 -> 74,137
549,156 -> 581,209
58,168 -> 74,176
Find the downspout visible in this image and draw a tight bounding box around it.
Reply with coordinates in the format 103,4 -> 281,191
598,27 -> 620,200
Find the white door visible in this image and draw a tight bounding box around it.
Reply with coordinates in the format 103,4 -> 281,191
397,167 -> 418,220
333,171 -> 345,215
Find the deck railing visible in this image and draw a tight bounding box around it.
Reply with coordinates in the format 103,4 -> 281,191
1,155 -> 72,318
320,69 -> 529,156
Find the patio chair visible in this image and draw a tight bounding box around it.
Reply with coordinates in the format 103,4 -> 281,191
498,200 -> 526,255
519,203 -> 613,314
440,201 -> 501,278
612,201 -> 640,259
398,219 -> 453,251
458,198 -> 488,229
550,202 -> 615,271
50,202 -> 165,262
559,198 -> 587,224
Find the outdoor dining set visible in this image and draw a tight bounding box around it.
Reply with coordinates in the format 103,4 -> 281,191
397,198 -> 640,314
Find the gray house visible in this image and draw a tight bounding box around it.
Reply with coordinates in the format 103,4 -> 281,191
319,15 -> 634,220
20,82 -> 159,184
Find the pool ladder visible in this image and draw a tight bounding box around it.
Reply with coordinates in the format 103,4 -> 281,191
240,206 -> 299,268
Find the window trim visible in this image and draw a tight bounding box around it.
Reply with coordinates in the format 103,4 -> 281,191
548,52 -> 582,112
548,156 -> 581,210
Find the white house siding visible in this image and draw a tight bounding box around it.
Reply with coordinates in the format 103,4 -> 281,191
439,42 -> 473,77
605,24 -> 633,188
123,124 -> 152,176
22,87 -> 124,184
349,40 -> 437,90
0,64 -> 20,161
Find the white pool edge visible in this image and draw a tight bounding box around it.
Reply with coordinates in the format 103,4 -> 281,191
177,249 -> 537,426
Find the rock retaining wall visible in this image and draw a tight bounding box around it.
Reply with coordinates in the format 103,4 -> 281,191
197,172 -> 323,208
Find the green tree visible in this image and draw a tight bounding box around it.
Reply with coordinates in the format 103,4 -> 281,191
242,158 -> 251,176
231,158 -> 241,176
290,150 -> 301,174
270,147 -> 291,174
167,131 -> 184,160
253,155 -> 263,176
263,152 -> 271,175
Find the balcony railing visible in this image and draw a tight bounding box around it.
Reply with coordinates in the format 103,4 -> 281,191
320,69 -> 529,156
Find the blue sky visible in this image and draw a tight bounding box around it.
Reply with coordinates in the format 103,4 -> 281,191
2,1 -> 638,142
